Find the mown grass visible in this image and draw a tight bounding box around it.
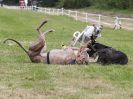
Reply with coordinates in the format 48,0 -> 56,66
78,7 -> 133,17
0,8 -> 133,99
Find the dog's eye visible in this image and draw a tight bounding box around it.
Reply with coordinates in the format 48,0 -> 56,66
77,55 -> 80,57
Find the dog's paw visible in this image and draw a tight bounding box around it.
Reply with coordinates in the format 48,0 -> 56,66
43,20 -> 47,24
50,29 -> 55,32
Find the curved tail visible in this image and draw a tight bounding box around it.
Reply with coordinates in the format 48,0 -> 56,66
3,38 -> 29,56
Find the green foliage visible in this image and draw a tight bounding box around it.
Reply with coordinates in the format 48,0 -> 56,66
40,0 -> 58,7
55,0 -> 133,9
93,0 -> 133,9
56,0 -> 64,8
56,0 -> 92,8
3,0 -> 133,9
3,0 -> 19,5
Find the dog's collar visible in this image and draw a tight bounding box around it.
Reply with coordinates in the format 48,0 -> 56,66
67,59 -> 76,65
47,51 -> 50,64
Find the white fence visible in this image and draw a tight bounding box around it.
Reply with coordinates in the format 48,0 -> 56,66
4,6 -> 133,30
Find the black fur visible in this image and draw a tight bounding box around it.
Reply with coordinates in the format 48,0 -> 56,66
88,43 -> 128,65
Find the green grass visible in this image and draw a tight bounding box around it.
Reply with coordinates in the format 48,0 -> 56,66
0,8 -> 133,99
78,7 -> 133,18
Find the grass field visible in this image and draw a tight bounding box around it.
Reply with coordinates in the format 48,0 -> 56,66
78,7 -> 133,18
0,8 -> 133,99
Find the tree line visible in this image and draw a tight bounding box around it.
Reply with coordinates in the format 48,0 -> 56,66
4,0 -> 133,9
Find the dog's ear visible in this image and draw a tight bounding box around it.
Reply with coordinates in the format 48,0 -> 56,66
100,25 -> 103,29
93,24 -> 96,27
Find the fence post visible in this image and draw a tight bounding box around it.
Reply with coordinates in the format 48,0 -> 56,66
99,14 -> 101,25
52,8 -> 54,14
44,8 -> 46,13
75,11 -> 78,21
55,9 -> 57,15
38,7 -> 41,12
61,8 -> 64,16
85,13 -> 88,23
57,9 -> 60,15
49,8 -> 51,14
68,10 -> 71,16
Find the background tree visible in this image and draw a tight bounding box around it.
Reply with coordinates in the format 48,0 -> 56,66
3,0 -> 133,9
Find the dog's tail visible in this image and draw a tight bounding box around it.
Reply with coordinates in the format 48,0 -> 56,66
3,38 -> 29,56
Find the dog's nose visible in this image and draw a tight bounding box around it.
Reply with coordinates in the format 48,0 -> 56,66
97,30 -> 100,34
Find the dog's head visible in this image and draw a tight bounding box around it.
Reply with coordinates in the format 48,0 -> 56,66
76,46 -> 90,65
93,24 -> 103,38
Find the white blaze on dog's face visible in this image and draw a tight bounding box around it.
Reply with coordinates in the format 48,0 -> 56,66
93,25 -> 103,38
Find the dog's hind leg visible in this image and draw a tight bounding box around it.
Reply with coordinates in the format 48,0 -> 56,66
29,21 -> 47,52
29,21 -> 54,56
